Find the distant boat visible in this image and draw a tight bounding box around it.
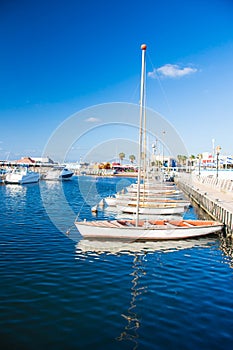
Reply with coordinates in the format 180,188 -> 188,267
60,167 -> 74,179
5,167 -> 40,184
42,166 -> 74,180
0,169 -> 8,183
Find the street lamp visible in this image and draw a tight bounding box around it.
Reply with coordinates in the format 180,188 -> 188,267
216,145 -> 221,179
198,154 -> 202,177
162,131 -> 166,168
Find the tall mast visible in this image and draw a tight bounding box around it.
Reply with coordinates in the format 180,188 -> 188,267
136,44 -> 147,227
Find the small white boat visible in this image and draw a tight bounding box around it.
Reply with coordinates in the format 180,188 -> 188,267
43,166 -> 74,180
126,186 -> 182,195
105,195 -> 190,207
75,219 -> 223,241
129,182 -> 175,190
60,167 -> 74,179
115,191 -> 183,199
117,204 -> 186,215
5,167 -> 40,184
104,195 -> 117,206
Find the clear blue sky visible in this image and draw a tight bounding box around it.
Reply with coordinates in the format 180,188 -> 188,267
0,0 -> 233,162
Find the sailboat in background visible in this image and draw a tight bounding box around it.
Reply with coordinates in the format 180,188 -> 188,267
75,44 -> 223,240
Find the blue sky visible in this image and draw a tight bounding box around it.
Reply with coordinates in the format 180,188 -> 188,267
0,0 -> 233,162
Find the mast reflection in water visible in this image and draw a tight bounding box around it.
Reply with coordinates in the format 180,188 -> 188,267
116,254 -> 146,349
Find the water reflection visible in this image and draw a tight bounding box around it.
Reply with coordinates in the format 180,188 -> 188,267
76,237 -> 216,256
116,254 -> 145,350
75,237 -> 217,349
5,183 -> 27,196
5,184 -> 28,212
40,180 -> 76,234
219,232 -> 233,267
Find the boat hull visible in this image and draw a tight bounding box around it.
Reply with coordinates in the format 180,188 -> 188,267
75,220 -> 223,241
117,205 -> 185,215
43,167 -> 74,180
105,196 -> 190,208
127,187 -> 182,195
5,172 -> 40,184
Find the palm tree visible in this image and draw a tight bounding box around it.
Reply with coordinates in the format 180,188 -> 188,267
129,154 -> 135,164
119,152 -> 125,165
189,154 -> 196,166
197,153 -> 203,175
177,155 -> 187,166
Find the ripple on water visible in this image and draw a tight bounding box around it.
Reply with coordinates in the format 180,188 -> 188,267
1,178 -> 233,350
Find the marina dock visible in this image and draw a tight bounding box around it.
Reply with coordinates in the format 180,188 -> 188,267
176,172 -> 233,235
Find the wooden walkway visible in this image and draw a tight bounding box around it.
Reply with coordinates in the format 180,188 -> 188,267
176,173 -> 233,235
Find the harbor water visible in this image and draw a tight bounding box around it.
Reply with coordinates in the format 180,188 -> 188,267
1,176 -> 233,350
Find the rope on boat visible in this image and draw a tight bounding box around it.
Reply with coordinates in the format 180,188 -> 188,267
65,178 -> 98,235
74,178 -> 97,221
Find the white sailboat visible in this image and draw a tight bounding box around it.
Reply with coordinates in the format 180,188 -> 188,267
75,219 -> 223,240
126,186 -> 182,195
75,44 -> 223,240
106,196 -> 190,207
117,203 -> 186,215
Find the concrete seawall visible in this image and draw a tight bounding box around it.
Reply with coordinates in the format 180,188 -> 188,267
175,173 -> 233,236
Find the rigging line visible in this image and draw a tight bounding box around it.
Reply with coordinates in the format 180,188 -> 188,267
74,178 -> 97,221
67,178 -> 98,235
129,80 -> 141,103
147,52 -> 173,115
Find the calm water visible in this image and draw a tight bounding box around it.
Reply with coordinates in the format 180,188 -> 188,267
1,176 -> 233,350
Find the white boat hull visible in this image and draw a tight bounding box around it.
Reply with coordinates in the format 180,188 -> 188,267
105,196 -> 190,208
43,167 -> 74,180
104,196 -> 117,206
75,219 -> 223,241
127,187 -> 182,195
115,192 -> 183,199
60,168 -> 74,179
5,170 -> 40,184
117,204 -> 185,215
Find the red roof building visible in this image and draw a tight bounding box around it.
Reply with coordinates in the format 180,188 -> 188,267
16,157 -> 36,164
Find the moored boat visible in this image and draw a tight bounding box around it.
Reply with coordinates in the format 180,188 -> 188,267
126,186 -> 182,195
117,203 -> 186,215
105,196 -> 190,207
5,167 -> 40,184
74,44 -> 223,241
42,166 -> 74,180
75,219 -> 223,241
115,190 -> 183,199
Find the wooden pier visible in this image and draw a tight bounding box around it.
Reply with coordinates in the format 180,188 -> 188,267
175,173 -> 233,236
